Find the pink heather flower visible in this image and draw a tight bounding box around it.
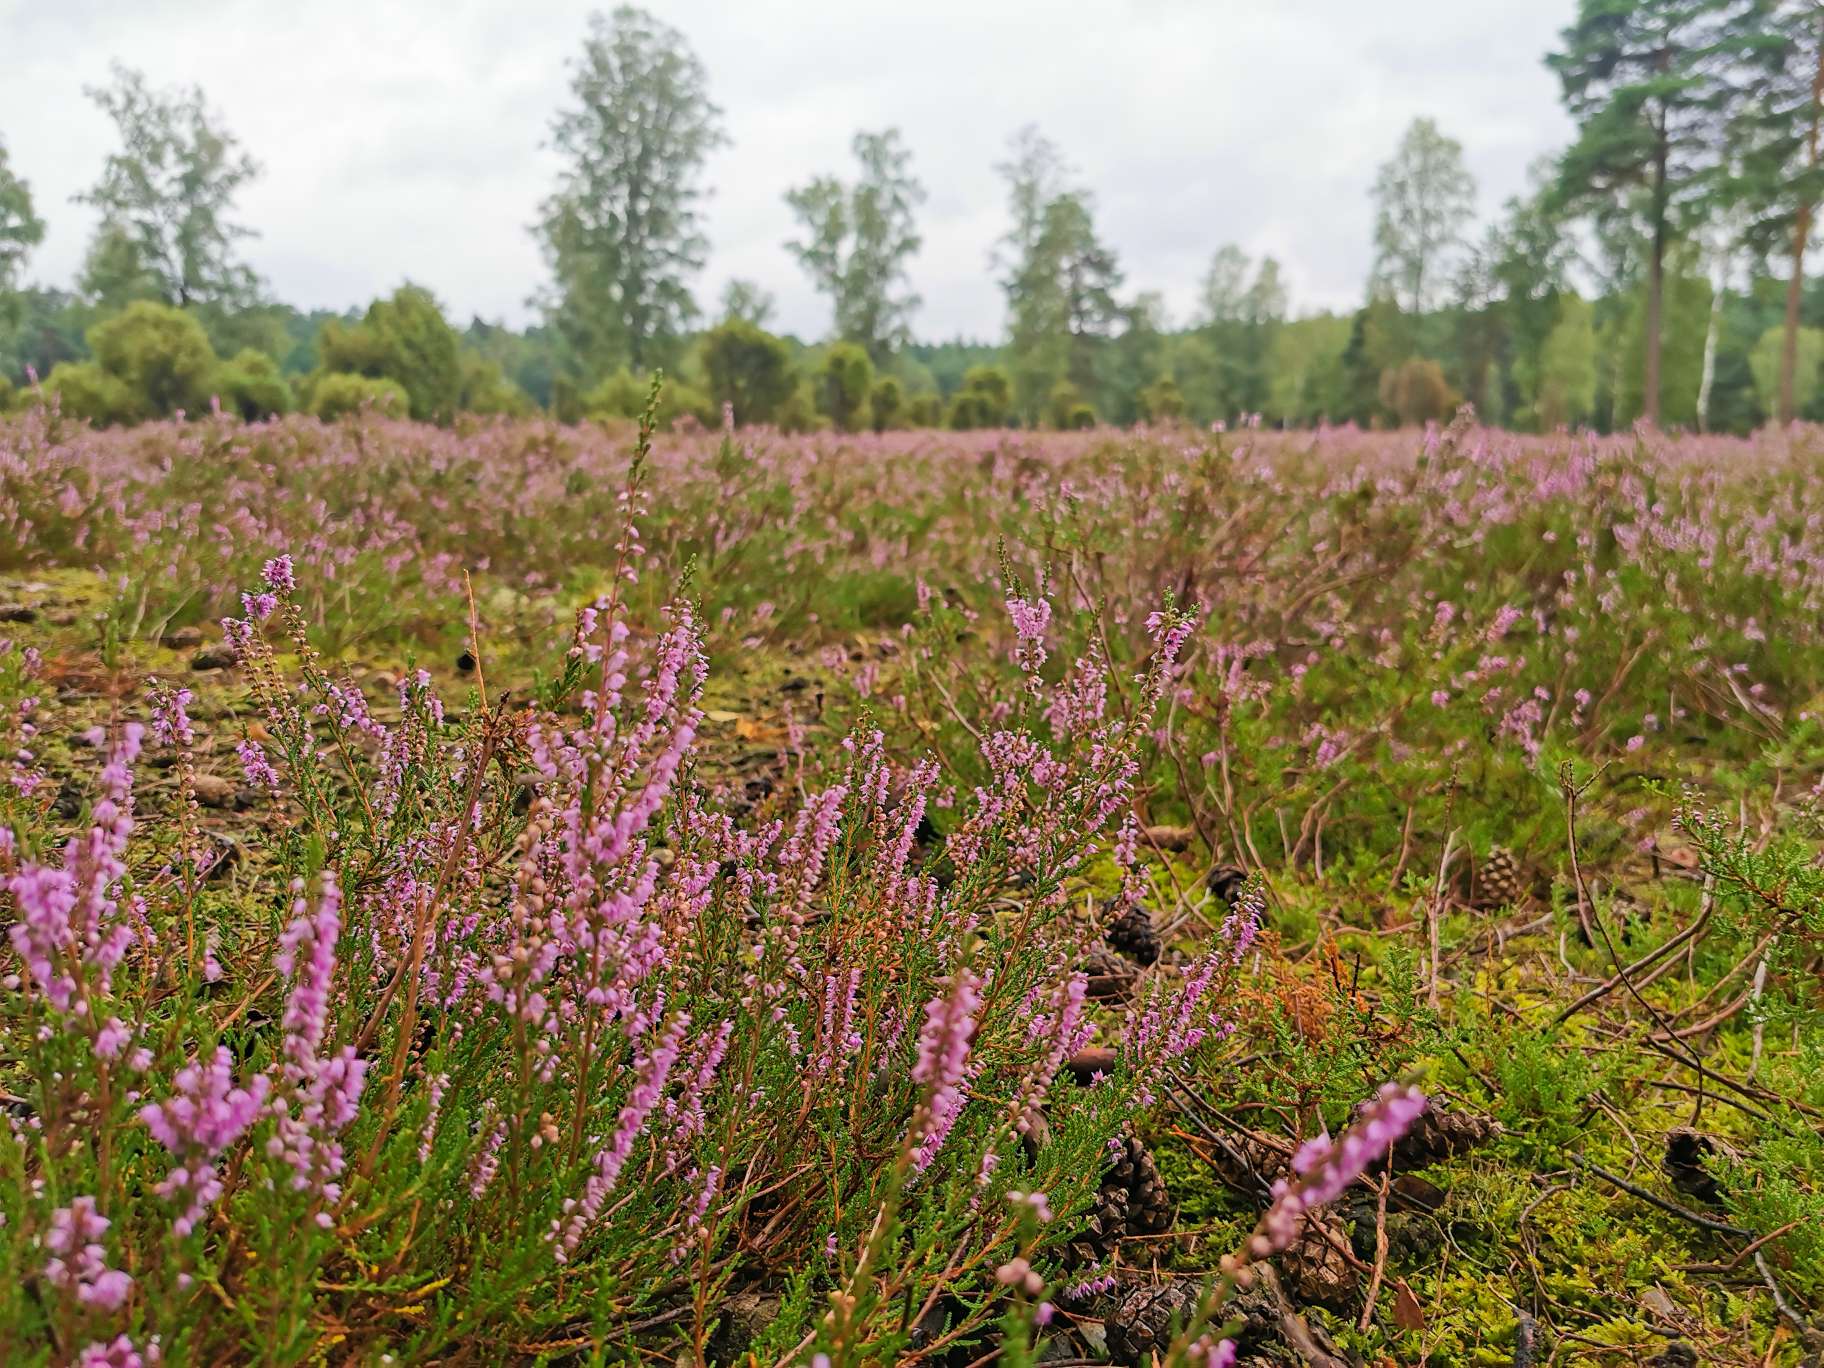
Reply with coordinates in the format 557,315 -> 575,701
1008,1189 -> 1053,1223
1187,1337 -> 1238,1367
149,683 -> 194,749
995,1256 -> 1044,1295
261,555 -> 296,595
554,1012 -> 689,1261
1006,595 -> 1051,677
1006,595 -> 1051,645
236,737 -> 280,791
7,723 -> 143,1015
908,968 -> 981,1171
240,591 -> 279,623
269,875 -> 367,1210
43,1197 -> 133,1310
140,1046 -> 271,1236
76,1336 -> 159,1368
1486,604 -> 1523,643
1248,1082 -> 1426,1260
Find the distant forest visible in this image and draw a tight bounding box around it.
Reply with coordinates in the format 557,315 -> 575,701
5,1 -> 1824,434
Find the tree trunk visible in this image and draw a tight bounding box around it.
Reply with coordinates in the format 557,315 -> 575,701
1641,140 -> 1670,428
1698,243 -> 1724,432
1781,207 -> 1811,425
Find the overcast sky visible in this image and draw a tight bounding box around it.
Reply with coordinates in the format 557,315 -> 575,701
1,0 -> 1576,340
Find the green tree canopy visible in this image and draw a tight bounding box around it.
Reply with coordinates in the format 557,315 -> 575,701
786,130 -> 925,361
1371,117 -> 1477,316
1548,0 -> 1771,424
536,7 -> 725,377
316,285 -> 463,424
76,65 -> 263,312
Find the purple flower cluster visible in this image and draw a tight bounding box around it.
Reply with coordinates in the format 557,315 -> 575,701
43,1196 -> 133,1310
269,874 -> 367,1219
139,1047 -> 271,1237
7,723 -> 143,1018
908,968 -> 981,1171
1244,1082 -> 1427,1261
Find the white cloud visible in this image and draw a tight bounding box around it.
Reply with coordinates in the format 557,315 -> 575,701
0,0 -> 1575,340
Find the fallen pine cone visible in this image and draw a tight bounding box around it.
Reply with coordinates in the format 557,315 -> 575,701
1105,902 -> 1162,966
1663,1127 -> 1738,1206
1065,1129 -> 1172,1266
1208,865 -> 1248,907
1277,1209 -> 1358,1310
1104,1280 -> 1202,1362
1082,942 -> 1141,1003
1473,845 -> 1525,908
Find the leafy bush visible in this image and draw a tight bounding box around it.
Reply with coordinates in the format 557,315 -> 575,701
87,300 -> 218,420
316,284 -> 462,423
42,361 -> 138,426
818,341 -> 874,432
869,374 -> 905,431
212,348 -> 294,420
700,318 -> 797,425
308,371 -> 409,420
583,368 -> 711,427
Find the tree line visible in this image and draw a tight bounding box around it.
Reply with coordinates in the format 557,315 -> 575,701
5,0 -> 1824,433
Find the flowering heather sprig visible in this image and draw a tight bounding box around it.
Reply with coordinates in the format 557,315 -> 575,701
76,1336 -> 159,1368
148,682 -> 194,749
235,737 -> 280,792
139,1046 -> 271,1236
1236,1082 -> 1427,1265
908,968 -> 981,1172
43,1196 -> 133,1310
1006,594 -> 1051,680
7,723 -> 143,1017
1012,970 -> 1092,1128
268,873 -> 367,1219
553,1012 -> 689,1261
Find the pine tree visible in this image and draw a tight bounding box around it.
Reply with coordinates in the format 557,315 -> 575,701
1730,1 -> 1824,423
1548,0 -> 1774,426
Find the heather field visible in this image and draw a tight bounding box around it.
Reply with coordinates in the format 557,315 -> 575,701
3,404 -> 1823,1367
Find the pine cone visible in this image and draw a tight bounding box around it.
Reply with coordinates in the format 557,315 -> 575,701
1105,903 -> 1162,966
1664,1127 -> 1738,1205
1277,1209 -> 1358,1309
1373,1100 -> 1502,1168
1200,1128 -> 1289,1196
1065,1130 -> 1173,1265
1208,865 -> 1248,907
1065,1179 -> 1129,1266
1474,846 -> 1525,908
1082,942 -> 1141,1003
1104,1280 -> 1202,1363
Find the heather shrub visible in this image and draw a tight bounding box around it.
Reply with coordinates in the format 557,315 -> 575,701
0,470 -> 1270,1362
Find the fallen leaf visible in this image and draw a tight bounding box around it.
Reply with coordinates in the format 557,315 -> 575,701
1392,1278 -> 1424,1333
